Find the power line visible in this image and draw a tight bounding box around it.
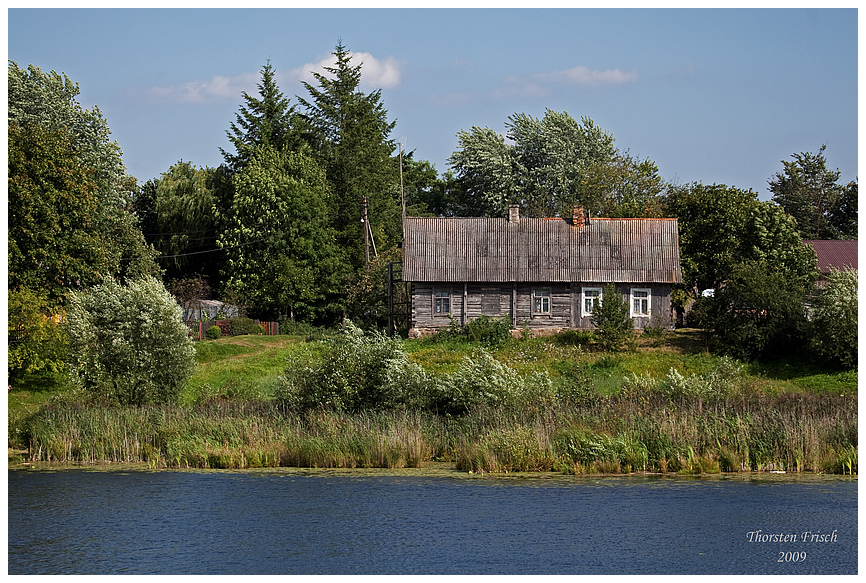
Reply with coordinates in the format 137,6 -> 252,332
142,229 -> 217,237
122,236 -> 270,261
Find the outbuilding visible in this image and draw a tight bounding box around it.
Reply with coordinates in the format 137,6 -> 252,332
802,239 -> 858,287
402,205 -> 682,336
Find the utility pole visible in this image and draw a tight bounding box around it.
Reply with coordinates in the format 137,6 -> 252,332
398,139 -> 406,221
361,196 -> 370,265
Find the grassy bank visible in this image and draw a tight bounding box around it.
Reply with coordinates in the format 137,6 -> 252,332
9,329 -> 858,475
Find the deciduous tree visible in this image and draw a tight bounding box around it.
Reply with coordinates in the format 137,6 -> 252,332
508,110 -> 616,217
707,260 -> 810,361
8,61 -> 160,293
447,110 -> 620,218
579,151 -> 667,218
664,183 -> 817,294
8,123 -> 111,302
151,161 -> 220,283
217,145 -> 342,321
447,126 -> 519,217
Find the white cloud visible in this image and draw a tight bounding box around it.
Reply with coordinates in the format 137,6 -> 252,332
144,72 -> 258,104
495,65 -> 638,99
533,65 -> 638,87
293,51 -> 402,89
140,50 -> 401,104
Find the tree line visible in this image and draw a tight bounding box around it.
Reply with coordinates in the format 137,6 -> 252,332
8,42 -> 859,389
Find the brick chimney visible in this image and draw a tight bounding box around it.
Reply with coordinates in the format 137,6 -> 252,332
508,204 -> 520,224
572,205 -> 585,228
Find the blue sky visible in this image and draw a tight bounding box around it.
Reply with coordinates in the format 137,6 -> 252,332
7,7 -> 858,200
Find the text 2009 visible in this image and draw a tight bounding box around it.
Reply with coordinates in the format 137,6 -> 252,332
778,552 -> 806,562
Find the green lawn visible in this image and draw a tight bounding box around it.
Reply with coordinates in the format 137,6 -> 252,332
8,329 -> 857,422
181,334 -> 304,404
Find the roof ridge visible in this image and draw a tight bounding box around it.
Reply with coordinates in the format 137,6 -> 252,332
405,216 -> 678,221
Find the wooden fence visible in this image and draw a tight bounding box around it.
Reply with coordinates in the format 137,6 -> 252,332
185,319 -> 279,341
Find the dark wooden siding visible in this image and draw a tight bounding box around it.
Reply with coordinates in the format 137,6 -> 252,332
411,282 -> 674,331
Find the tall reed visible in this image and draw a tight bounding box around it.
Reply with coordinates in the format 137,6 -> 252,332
22,384 -> 856,474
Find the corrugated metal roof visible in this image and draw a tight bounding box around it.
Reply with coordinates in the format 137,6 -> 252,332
803,240 -> 858,274
403,216 -> 682,283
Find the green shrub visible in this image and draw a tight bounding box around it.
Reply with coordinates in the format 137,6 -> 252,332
465,314 -> 512,346
8,287 -> 68,384
641,324 -> 666,347
276,321 -> 412,411
435,314 -> 512,347
591,283 -> 634,352
810,268 -> 857,369
555,329 -> 596,347
205,325 -> 222,340
229,317 -> 258,336
278,319 -> 336,341
430,348 -> 554,414
708,260 -> 810,361
434,349 -> 522,414
65,276 -> 196,405
621,356 -> 747,400
253,324 -> 265,335
686,296 -> 712,328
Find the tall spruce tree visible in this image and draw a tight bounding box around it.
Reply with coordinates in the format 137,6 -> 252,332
220,59 -> 300,173
297,41 -> 401,272
768,145 -> 858,240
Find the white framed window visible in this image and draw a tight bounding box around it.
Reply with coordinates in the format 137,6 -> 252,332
532,288 -> 551,316
433,290 -> 451,315
630,288 -> 651,317
581,287 -> 602,318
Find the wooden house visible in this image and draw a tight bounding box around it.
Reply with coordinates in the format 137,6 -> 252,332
402,205 -> 682,336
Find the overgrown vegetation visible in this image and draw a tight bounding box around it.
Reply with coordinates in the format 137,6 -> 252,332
809,268 -> 858,369
11,327 -> 857,475
433,315 -> 513,347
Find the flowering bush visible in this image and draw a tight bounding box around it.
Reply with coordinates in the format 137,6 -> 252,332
810,268 -> 857,369
277,321 -> 410,411
65,276 -> 196,405
277,323 -> 553,414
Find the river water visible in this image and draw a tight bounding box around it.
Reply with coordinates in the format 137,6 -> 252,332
7,468 -> 857,575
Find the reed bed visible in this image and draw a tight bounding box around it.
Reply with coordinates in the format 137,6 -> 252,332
22,387 -> 856,475
24,402 -> 437,470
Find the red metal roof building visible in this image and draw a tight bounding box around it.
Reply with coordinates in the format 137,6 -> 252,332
803,240 -> 858,286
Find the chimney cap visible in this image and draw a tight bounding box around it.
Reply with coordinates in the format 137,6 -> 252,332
572,205 -> 586,227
